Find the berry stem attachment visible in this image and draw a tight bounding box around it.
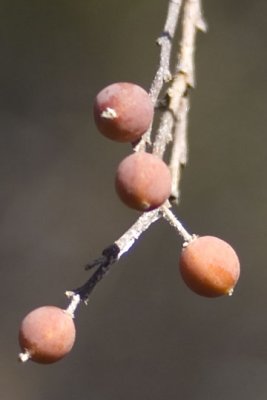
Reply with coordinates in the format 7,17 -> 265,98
65,292 -> 81,317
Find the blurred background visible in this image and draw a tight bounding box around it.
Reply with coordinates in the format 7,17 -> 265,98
0,0 -> 266,398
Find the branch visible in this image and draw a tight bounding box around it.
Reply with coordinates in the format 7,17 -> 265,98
68,206 -> 192,304
66,0 -> 206,310
149,0 -> 183,103
169,96 -> 189,201
134,0 -> 182,151
69,209 -> 161,302
152,0 -> 207,202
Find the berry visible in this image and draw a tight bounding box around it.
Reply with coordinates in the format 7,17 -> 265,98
179,236 -> 240,297
18,306 -> 76,364
93,82 -> 154,142
115,151 -> 171,211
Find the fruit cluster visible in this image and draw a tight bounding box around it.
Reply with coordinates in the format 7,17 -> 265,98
18,234 -> 240,364
17,82 -> 240,365
94,82 -> 172,211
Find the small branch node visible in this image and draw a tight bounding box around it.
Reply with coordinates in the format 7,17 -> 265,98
196,16 -> 207,32
163,71 -> 173,82
196,0 -> 208,32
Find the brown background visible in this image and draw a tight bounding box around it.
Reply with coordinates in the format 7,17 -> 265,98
1,1 -> 266,399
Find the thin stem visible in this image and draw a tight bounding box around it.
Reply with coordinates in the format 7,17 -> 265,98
134,0 -> 182,152
169,95 -> 189,202
72,258 -> 115,303
161,205 -> 193,242
71,210 -> 161,302
149,0 -> 183,104
115,209 -> 161,257
176,0 -> 207,87
70,205 -> 195,302
152,0 -> 207,211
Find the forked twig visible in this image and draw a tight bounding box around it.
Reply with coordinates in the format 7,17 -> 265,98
67,0 -> 206,308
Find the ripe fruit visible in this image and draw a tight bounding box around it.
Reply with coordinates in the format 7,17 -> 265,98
115,151 -> 171,211
179,236 -> 240,297
93,82 -> 154,142
18,306 -> 76,364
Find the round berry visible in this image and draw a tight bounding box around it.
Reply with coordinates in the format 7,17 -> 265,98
115,151 -> 171,211
93,82 -> 154,142
18,306 -> 76,364
179,236 -> 240,297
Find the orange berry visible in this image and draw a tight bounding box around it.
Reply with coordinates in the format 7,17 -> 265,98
93,82 -> 154,142
18,306 -> 76,364
179,236 -> 240,297
115,151 -> 171,211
